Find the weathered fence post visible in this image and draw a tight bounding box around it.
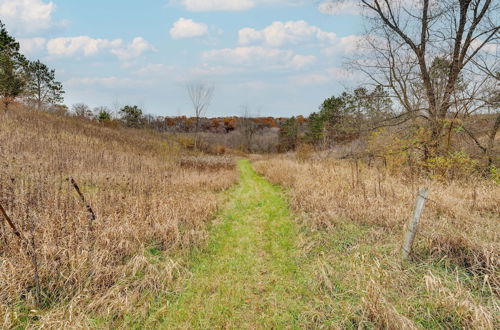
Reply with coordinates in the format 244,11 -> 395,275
0,202 -> 23,239
67,177 -> 96,230
402,187 -> 429,260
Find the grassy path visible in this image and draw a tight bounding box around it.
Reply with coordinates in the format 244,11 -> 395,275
149,159 -> 311,328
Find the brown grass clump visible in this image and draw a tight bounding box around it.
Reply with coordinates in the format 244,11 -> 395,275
254,155 -> 499,328
179,155 -> 236,171
0,106 -> 238,328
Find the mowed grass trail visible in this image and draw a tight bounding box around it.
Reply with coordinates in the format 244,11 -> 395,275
148,159 -> 312,328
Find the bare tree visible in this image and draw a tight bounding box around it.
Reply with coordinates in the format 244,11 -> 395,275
238,105 -> 260,152
351,0 -> 499,157
187,82 -> 214,132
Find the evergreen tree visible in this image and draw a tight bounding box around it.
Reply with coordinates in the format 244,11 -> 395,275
94,106 -> 112,123
119,105 -> 144,128
305,112 -> 324,145
0,21 -> 27,112
279,116 -> 299,151
26,60 -> 64,110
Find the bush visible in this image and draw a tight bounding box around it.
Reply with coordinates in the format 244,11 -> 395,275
426,151 -> 478,181
296,143 -> 314,162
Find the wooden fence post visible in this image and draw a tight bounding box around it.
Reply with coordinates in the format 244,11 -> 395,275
0,202 -> 23,240
402,187 -> 429,260
67,177 -> 96,231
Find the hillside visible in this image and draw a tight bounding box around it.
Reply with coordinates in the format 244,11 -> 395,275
0,106 -> 238,327
1,106 -> 499,329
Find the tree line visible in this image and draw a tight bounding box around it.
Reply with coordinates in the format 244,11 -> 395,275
0,21 -> 64,112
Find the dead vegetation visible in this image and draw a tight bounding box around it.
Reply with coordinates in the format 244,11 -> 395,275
0,106 -> 238,328
179,155 -> 236,171
254,155 -> 499,328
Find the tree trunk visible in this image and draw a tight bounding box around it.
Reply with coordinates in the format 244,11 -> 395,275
486,113 -> 500,166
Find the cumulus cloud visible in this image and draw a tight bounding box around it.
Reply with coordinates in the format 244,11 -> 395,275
290,73 -> 330,85
135,64 -> 176,76
323,34 -> 364,55
47,36 -> 122,57
170,18 -> 209,39
203,46 -> 288,66
291,67 -> 360,85
19,37 -> 46,54
238,20 -> 336,47
327,66 -> 360,80
111,37 -> 155,60
0,0 -> 66,35
66,76 -> 138,88
176,0 -> 255,11
190,64 -> 243,76
174,0 -> 300,12
47,36 -> 154,60
290,55 -> 316,69
202,46 -> 314,70
318,0 -> 360,15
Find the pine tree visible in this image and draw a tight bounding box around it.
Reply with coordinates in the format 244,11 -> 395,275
279,117 -> 299,151
26,60 -> 64,110
0,21 -> 27,112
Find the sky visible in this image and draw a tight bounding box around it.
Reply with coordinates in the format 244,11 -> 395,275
1,0 -> 366,117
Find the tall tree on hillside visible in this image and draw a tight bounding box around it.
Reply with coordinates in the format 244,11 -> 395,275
279,117 -> 299,151
0,21 -> 27,112
119,105 -> 144,128
352,0 -> 499,156
25,60 -> 64,110
187,82 -> 214,132
305,112 -> 325,146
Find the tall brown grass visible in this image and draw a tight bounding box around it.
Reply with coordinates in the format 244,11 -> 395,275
0,106 -> 238,328
254,155 -> 499,328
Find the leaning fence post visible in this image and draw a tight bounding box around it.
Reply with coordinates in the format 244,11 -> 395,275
67,177 -> 96,231
402,187 -> 429,260
0,202 -> 23,240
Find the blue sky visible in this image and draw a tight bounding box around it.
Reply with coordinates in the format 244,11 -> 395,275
1,0 -> 365,117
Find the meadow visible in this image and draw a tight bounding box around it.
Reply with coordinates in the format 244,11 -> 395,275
253,154 -> 499,328
0,107 -> 238,328
1,106 -> 499,329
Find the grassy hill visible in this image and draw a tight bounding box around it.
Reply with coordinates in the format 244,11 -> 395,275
0,106 -> 238,327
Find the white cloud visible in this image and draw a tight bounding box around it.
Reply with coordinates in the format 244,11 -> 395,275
318,1 -> 360,15
111,37 -> 155,60
19,37 -> 46,54
323,34 -> 364,55
0,0 -> 66,35
170,18 -> 208,39
470,39 -> 499,54
327,67 -> 360,80
174,0 -> 299,12
190,64 -> 243,76
47,36 -> 154,60
203,46 -> 291,66
66,76 -> 144,89
202,46 -> 314,71
291,67 -> 360,85
238,20 -> 336,47
176,0 -> 255,11
290,55 -> 316,69
47,36 -> 123,57
290,73 -> 330,85
135,64 -> 176,76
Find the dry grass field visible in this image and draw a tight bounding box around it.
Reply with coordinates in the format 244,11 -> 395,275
0,107 -> 238,328
253,155 -> 499,328
1,106 -> 498,329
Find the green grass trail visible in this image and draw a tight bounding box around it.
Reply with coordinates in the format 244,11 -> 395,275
149,159 -> 312,329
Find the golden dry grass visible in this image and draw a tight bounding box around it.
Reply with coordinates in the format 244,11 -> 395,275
0,106 -> 238,328
253,155 -> 499,328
